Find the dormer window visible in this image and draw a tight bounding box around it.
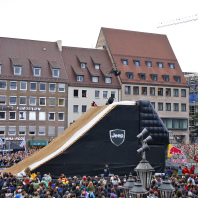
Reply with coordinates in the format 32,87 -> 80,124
14,66 -> 22,75
105,77 -> 112,84
134,60 -> 140,66
139,73 -> 146,80
77,75 -> 84,82
81,63 -> 86,69
162,75 -> 169,82
34,68 -> 41,76
48,60 -> 60,78
92,76 -> 99,83
174,75 -> 181,83
122,59 -> 128,65
169,63 -> 175,69
126,72 -> 133,80
158,62 -> 163,68
146,61 -> 152,67
95,64 -> 100,70
150,74 -> 158,81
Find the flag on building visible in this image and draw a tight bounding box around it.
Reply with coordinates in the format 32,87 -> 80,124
20,137 -> 26,148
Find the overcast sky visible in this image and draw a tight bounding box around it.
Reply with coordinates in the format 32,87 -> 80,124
1,0 -> 198,72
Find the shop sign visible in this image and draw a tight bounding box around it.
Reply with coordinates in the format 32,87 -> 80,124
5,137 -> 24,141
0,106 -> 41,111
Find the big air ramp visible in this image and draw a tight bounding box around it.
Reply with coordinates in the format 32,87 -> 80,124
3,100 -> 169,177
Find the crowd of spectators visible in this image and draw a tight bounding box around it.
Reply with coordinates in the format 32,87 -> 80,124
178,143 -> 198,160
0,148 -> 40,167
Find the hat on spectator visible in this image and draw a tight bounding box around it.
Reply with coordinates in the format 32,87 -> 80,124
83,176 -> 86,180
111,196 -> 114,198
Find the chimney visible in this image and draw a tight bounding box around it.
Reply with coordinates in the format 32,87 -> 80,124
56,40 -> 62,52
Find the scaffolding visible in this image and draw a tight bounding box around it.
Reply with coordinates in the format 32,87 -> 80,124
184,72 -> 198,139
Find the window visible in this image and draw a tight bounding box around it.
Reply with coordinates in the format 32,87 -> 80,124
158,88 -> 163,96
34,68 -> 41,76
125,86 -> 131,94
162,118 -> 188,129
134,60 -> 140,66
39,126 -> 45,136
30,82 -> 37,91
146,61 -> 152,67
10,96 -> 17,105
150,87 -> 155,96
10,81 -> 17,90
58,98 -> 65,106
150,74 -> 158,81
158,103 -> 163,111
19,112 -> 26,120
163,75 -> 169,82
19,126 -> 26,135
0,126 -> 5,135
95,90 -> 100,98
95,64 -> 100,70
49,83 -> 56,92
122,59 -> 128,65
77,75 -> 84,82
20,82 -> 27,90
158,62 -> 163,68
9,112 -> 16,120
49,112 -> 55,121
82,105 -> 87,113
133,86 -> 139,95
82,90 -> 87,97
0,96 -> 6,105
92,76 -> 99,83
151,102 -> 155,109
141,87 -> 147,95
166,88 -> 171,96
173,89 -> 179,97
59,84 -> 65,92
49,98 -> 56,106
174,76 -> 181,83
58,113 -> 64,121
139,73 -> 146,80
103,91 -> 108,98
74,90 -> 79,97
105,77 -> 112,84
0,81 -> 7,89
181,89 -> 186,97
0,112 -> 5,120
173,103 -> 179,111
48,126 -> 55,136
53,69 -> 60,77
58,127 -> 64,135
9,126 -> 16,135
181,103 -> 186,111
14,66 -> 21,75
29,97 -> 36,106
169,63 -> 175,69
29,112 -> 36,120
126,72 -> 133,80
111,91 -> 115,98
166,103 -> 171,111
40,83 -> 46,91
39,97 -> 46,106
20,96 -> 27,105
29,126 -> 36,135
81,63 -> 86,69
39,112 -> 46,120
73,105 -> 78,113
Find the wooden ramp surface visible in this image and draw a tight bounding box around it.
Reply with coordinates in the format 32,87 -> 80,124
2,105 -> 111,175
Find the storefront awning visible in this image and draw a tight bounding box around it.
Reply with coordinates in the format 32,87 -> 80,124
28,140 -> 48,146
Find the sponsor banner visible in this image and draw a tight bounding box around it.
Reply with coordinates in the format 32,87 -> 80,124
167,144 -> 183,157
109,129 -> 125,146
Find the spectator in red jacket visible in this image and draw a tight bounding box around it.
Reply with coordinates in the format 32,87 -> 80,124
183,165 -> 190,175
189,165 -> 195,174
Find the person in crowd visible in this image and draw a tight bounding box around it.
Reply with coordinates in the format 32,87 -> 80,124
103,164 -> 110,177
178,166 -> 183,176
183,165 -> 190,175
190,165 -> 195,174
166,167 -> 173,177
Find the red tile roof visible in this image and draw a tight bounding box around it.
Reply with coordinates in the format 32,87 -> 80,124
0,37 -> 68,82
100,27 -> 188,87
62,46 -> 120,88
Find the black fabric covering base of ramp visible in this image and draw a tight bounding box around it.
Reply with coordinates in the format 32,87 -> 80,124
34,100 -> 169,178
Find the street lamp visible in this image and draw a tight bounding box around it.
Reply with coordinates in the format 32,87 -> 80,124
135,128 -> 155,189
159,176 -> 175,198
122,173 -> 135,198
129,179 -> 147,198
